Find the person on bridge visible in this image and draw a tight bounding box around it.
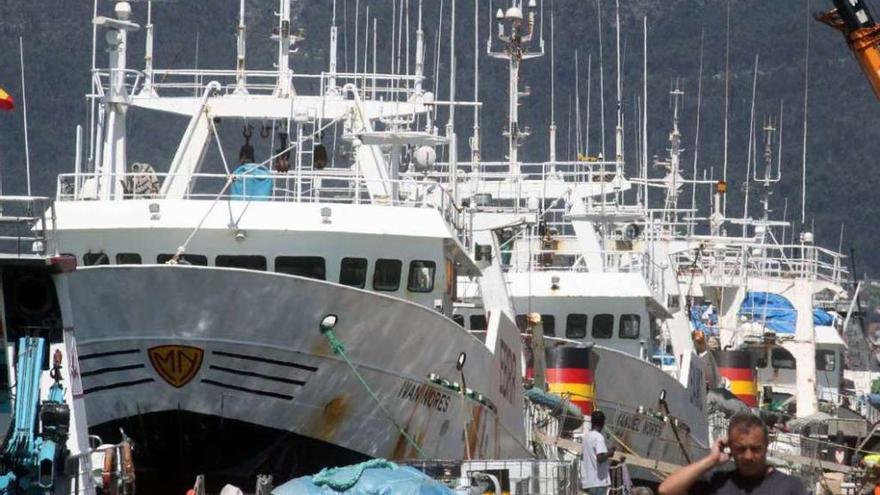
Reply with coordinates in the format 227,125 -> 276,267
658,413 -> 806,495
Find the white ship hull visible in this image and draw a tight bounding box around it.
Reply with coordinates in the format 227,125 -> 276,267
60,265 -> 530,484
589,346 -> 709,471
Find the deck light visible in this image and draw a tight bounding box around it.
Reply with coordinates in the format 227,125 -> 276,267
320,314 -> 338,334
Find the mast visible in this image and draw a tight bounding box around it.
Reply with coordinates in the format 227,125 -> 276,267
234,0 -> 247,94
575,50 -> 581,157
489,0 -> 543,177
549,1 -> 556,166
596,0 -> 606,159
756,117 -> 780,226
656,85 -> 684,228
96,1 -> 139,200
586,53 -> 592,158
354,0 -> 360,76
690,30 -> 705,234
372,17 -> 377,99
414,0 -> 425,93
743,54 -> 759,226
275,0 -> 293,97
19,38 -> 31,196
141,1 -> 157,96
448,0 -> 457,203
363,6 -> 369,74
328,0 -> 339,93
722,0 -> 730,216
614,0 -> 623,181
642,16 -> 648,212
471,0 -> 481,164
801,0 -> 811,225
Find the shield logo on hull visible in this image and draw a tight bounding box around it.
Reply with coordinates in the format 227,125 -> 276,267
148,345 -> 204,388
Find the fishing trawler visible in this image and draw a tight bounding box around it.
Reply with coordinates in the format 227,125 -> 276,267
443,2 -> 710,478
638,79 -> 866,485
653,103 -> 853,422
0,1 -> 539,491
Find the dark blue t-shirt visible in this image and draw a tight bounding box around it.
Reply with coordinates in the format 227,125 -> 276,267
691,468 -> 806,494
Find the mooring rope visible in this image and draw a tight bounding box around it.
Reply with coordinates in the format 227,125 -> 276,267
320,327 -> 428,459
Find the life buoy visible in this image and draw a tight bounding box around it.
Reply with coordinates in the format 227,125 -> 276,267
102,447 -> 116,492
121,440 -> 135,487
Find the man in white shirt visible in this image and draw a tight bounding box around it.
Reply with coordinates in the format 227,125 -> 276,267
581,410 -> 616,494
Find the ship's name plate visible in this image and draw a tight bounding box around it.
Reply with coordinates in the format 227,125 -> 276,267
398,380 -> 451,413
614,411 -> 664,438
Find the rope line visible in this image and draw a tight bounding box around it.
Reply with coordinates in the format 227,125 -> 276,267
320,327 -> 428,458
169,176 -> 235,263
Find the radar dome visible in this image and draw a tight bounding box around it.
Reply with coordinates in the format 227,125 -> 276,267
412,146 -> 437,172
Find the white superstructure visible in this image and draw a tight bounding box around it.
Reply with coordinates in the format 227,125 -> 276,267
0,1 -> 537,491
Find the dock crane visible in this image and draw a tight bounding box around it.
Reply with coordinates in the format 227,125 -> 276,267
0,338 -> 70,493
818,0 -> 880,100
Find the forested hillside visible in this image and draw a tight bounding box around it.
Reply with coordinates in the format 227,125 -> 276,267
0,0 -> 876,275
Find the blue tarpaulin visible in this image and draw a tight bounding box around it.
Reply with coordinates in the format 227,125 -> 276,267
738,292 -> 797,335
231,163 -> 272,200
273,460 -> 453,495
813,308 -> 834,326
690,303 -> 719,336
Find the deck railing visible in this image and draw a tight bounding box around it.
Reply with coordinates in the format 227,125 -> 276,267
501,241 -> 666,300
0,196 -> 56,257
91,67 -> 427,103
673,241 -> 848,287
55,170 -> 469,237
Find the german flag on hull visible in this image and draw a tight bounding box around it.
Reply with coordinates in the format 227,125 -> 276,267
546,347 -> 595,414
716,350 -> 758,407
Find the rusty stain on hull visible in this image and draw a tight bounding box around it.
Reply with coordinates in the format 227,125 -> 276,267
318,394 -> 350,441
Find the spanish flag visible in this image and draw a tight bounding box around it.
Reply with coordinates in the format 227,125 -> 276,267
0,88 -> 14,111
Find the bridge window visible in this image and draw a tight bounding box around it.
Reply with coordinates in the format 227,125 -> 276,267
373,259 -> 402,291
83,252 -> 110,266
115,253 -> 142,265
470,314 -> 487,331
275,256 -> 326,280
771,347 -> 796,370
215,255 -> 267,271
541,314 -> 556,337
453,314 -> 465,327
566,314 -> 588,339
816,350 -> 836,372
750,348 -> 768,369
157,254 -> 208,266
619,314 -> 641,339
592,314 -> 614,339
339,258 -> 368,288
407,260 -> 436,293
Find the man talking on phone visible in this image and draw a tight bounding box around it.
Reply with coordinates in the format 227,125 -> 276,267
658,413 -> 806,494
